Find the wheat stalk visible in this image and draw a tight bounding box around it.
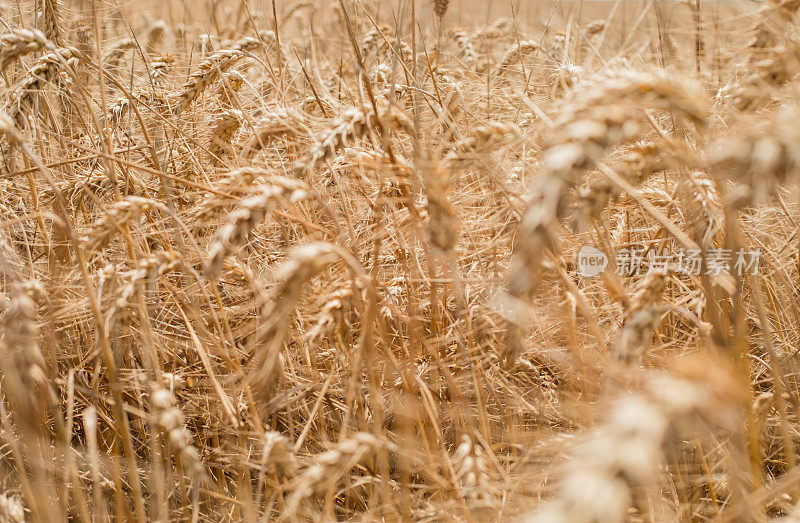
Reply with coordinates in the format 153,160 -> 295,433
611,273 -> 670,364
423,159 -> 458,252
305,286 -> 354,343
258,431 -> 297,479
0,109 -> 23,142
194,167 -> 267,222
502,70 -> 708,368
216,70 -> 245,104
102,37 -> 134,70
0,6 -> 795,521
473,17 -> 514,39
146,20 -> 170,56
150,385 -> 208,482
360,25 -> 414,64
348,146 -> 415,178
711,103 -> 800,204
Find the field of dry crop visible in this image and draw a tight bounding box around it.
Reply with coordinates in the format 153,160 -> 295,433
1,0 -> 800,520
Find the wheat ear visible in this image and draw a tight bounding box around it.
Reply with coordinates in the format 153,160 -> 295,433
502,70 -> 707,367
444,121 -> 522,169
0,29 -> 50,72
6,46 -> 78,125
433,0 -> 450,18
290,104 -> 413,179
172,37 -> 261,113
0,493 -> 24,523
0,285 -> 51,432
497,40 -> 541,74
242,108 -> 306,157
150,385 -> 208,482
208,109 -> 242,163
452,435 -> 497,504
507,70 -> 708,301
283,433 -> 394,519
711,103 -> 800,205
41,0 -> 63,46
81,196 -> 166,250
206,177 -> 311,277
531,363 -> 741,522
248,243 -> 344,402
446,28 -> 478,66
612,272 -> 669,364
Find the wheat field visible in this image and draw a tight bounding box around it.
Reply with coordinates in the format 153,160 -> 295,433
0,0 -> 799,520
